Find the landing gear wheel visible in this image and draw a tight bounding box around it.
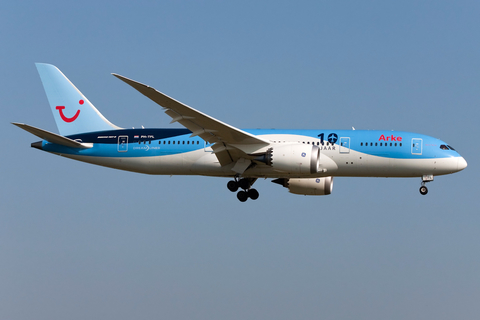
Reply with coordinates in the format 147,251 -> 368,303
419,186 -> 428,195
238,178 -> 251,190
227,180 -> 239,192
248,188 -> 259,200
237,190 -> 248,202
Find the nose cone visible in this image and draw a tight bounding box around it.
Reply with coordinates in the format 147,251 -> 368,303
457,157 -> 467,171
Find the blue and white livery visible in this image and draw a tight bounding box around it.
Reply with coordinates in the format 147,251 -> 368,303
13,64 -> 467,201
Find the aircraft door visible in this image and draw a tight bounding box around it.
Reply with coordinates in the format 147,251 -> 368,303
412,138 -> 422,155
118,135 -> 128,152
339,137 -> 350,154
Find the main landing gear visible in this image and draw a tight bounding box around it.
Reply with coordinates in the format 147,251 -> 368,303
419,175 -> 434,195
227,177 -> 259,202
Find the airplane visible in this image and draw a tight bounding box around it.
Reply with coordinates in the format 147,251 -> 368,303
13,63 -> 467,202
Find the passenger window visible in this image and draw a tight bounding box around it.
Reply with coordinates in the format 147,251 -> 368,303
400,143 -> 402,147
380,143 -> 382,146
390,143 -> 392,146
370,143 -> 373,146
375,143 -> 378,146
395,143 -> 397,146
173,141 -> 175,144
361,143 -> 363,146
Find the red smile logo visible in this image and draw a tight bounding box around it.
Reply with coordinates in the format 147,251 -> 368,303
56,100 -> 83,122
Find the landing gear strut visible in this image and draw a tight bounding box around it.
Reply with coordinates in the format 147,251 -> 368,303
419,175 -> 434,195
227,177 -> 259,202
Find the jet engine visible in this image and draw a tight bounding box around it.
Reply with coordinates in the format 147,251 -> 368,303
256,144 -> 321,174
272,177 -> 333,195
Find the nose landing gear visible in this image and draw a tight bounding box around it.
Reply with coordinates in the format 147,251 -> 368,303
419,175 -> 434,195
227,177 -> 259,202
419,185 -> 428,195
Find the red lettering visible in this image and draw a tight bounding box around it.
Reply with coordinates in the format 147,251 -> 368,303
378,134 -> 403,142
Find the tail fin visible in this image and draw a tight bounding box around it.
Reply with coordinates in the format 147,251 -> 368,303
36,63 -> 121,136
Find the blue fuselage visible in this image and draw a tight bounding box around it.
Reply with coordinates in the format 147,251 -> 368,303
37,128 -> 465,179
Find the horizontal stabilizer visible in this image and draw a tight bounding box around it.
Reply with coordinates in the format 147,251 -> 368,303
12,123 -> 92,149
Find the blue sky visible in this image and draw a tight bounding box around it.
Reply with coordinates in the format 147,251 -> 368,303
1,1 -> 479,319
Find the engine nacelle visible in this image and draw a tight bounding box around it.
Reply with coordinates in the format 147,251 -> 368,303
272,177 -> 334,196
260,144 -> 321,174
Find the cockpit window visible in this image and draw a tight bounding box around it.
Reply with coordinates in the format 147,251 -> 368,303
440,144 -> 456,151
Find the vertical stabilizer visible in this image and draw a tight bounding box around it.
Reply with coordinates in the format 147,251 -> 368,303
36,63 -> 121,136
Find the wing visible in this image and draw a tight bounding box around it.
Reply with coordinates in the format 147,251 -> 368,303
112,74 -> 270,168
